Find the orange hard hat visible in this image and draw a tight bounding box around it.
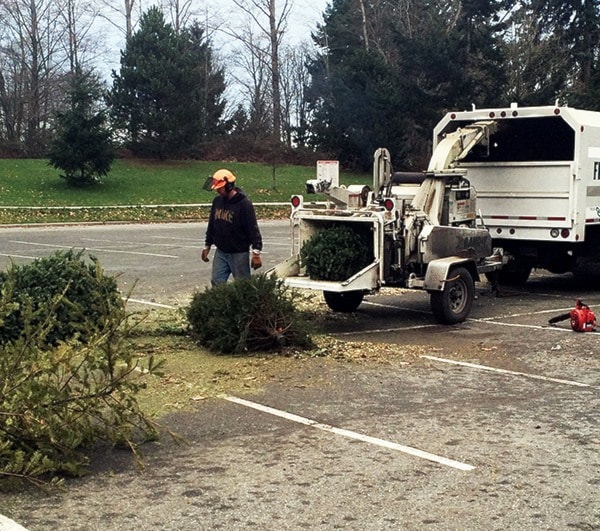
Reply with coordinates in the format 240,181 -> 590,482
211,169 -> 236,190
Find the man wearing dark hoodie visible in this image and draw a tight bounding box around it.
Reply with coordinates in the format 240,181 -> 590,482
201,169 -> 263,285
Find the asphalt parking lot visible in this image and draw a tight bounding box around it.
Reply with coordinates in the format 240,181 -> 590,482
0,221 -> 291,305
1,222 -> 599,530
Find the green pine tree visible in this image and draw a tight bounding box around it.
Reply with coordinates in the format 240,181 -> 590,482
306,0 -> 507,171
108,8 -> 226,158
47,68 -> 115,186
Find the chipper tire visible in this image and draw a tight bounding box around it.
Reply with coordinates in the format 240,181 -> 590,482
323,290 -> 364,312
430,267 -> 474,324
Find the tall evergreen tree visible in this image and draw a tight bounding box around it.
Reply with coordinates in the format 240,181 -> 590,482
47,68 -> 115,186
503,5 -> 569,105
307,0 -> 507,171
503,0 -> 600,108
307,0 -> 411,170
108,7 -> 226,158
447,0 -> 508,107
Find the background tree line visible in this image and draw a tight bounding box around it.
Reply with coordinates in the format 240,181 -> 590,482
1,0 -> 600,172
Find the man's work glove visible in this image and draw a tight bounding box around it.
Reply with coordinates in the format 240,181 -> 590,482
201,248 -> 210,262
251,252 -> 262,270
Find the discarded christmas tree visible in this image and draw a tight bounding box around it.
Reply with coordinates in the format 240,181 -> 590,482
300,225 -> 372,281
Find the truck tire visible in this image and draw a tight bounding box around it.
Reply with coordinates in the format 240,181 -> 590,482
430,267 -> 474,324
323,290 -> 364,312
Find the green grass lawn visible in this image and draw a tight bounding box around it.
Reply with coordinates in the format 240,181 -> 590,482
0,159 -> 369,223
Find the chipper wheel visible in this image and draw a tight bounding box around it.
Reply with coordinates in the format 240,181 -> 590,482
323,290 -> 364,312
430,267 -> 474,324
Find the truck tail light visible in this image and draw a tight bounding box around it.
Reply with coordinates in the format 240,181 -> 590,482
291,195 -> 303,209
383,198 -> 395,211
561,229 -> 570,239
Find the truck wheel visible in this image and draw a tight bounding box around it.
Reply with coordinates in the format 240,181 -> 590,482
323,291 -> 364,312
430,267 -> 474,324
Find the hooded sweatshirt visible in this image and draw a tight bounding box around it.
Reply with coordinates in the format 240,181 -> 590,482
204,188 -> 263,254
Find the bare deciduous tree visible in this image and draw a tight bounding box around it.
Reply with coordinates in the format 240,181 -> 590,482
59,0 -> 102,72
279,43 -> 310,146
0,0 -> 101,153
229,0 -> 292,142
228,25 -> 272,135
0,0 -> 65,152
157,0 -> 195,32
97,0 -> 148,39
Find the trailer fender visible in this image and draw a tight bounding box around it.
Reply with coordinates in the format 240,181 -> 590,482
424,257 -> 479,291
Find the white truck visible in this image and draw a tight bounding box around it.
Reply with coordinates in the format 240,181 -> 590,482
271,121 -> 504,324
433,103 -> 600,284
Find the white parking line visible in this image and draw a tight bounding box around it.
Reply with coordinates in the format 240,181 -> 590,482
363,300 -> 432,314
359,301 -> 586,333
260,241 -> 292,247
151,235 -> 201,242
337,323 -> 439,335
0,252 -> 38,260
82,237 -> 203,250
9,240 -> 179,258
0,515 -> 28,530
223,395 -> 475,471
126,298 -> 176,309
422,355 -> 596,389
468,319 -> 572,332
150,235 -> 288,247
476,306 -> 580,320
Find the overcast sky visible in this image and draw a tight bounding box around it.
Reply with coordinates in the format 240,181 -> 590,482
204,0 -> 330,44
99,0 -> 330,73
97,0 -> 331,107
188,0 -> 332,110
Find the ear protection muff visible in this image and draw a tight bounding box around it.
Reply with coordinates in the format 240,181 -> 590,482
224,178 -> 235,193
